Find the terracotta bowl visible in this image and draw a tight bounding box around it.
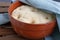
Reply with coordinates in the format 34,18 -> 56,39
8,1 -> 56,39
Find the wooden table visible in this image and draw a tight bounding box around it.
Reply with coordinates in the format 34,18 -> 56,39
0,0 -> 11,12
0,22 -> 44,40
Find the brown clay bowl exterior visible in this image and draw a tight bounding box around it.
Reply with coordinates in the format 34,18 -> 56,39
8,1 -> 56,39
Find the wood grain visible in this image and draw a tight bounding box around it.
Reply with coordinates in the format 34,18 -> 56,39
0,23 -> 44,40
0,2 -> 11,6
0,7 -> 8,12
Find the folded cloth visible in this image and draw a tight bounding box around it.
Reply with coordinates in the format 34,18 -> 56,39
0,13 -> 9,25
12,0 -> 60,31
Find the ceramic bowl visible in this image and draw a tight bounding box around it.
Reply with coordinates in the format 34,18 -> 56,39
8,1 -> 56,39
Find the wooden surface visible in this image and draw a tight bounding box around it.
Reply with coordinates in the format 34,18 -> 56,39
0,22 -> 44,40
0,7 -> 8,12
0,0 -> 11,12
0,2 -> 11,6
0,0 -> 11,6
